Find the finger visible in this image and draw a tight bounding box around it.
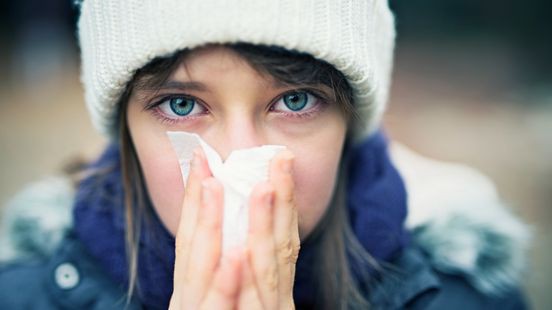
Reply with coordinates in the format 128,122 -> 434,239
174,148 -> 211,278
269,150 -> 296,254
238,252 -> 265,309
289,204 -> 300,280
185,177 -> 225,303
269,150 -> 300,297
247,182 -> 279,309
178,148 -> 212,241
284,208 -> 300,309
201,251 -> 242,310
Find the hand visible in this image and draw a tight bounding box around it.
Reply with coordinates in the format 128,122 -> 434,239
169,148 -> 241,310
238,150 -> 300,309
169,148 -> 300,310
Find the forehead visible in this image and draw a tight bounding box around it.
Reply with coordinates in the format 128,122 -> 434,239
171,45 -> 277,87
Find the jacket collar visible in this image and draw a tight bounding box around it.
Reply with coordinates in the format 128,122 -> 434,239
1,142 -> 531,299
43,232 -> 439,309
369,246 -> 440,309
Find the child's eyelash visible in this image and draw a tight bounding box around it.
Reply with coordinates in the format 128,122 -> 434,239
143,94 -> 208,124
142,88 -> 330,123
273,107 -> 322,119
143,94 -> 199,111
269,88 -> 330,117
150,108 -> 184,125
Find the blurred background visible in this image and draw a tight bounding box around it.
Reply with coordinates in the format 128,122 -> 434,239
0,0 -> 550,308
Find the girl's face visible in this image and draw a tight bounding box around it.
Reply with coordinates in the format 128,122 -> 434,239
127,46 -> 347,239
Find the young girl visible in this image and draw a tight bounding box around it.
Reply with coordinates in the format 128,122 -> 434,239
0,0 -> 530,309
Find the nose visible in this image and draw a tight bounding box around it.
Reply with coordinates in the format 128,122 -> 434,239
213,113 -> 265,161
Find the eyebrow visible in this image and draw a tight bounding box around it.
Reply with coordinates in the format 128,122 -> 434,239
159,80 -> 208,92
135,78 -> 295,95
164,79 -> 288,91
136,80 -> 209,92
271,79 -> 291,90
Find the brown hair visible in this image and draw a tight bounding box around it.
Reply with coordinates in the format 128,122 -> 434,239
117,43 -> 376,309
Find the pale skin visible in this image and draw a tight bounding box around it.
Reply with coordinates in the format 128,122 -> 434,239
126,46 -> 347,308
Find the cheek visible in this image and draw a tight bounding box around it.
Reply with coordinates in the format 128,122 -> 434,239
287,128 -> 345,239
138,144 -> 184,235
129,122 -> 185,236
292,147 -> 342,239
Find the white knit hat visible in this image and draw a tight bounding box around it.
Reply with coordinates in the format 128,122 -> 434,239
78,0 -> 395,141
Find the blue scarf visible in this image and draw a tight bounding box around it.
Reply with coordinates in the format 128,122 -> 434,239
73,131 -> 408,309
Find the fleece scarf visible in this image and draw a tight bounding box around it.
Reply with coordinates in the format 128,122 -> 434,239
73,131 -> 408,309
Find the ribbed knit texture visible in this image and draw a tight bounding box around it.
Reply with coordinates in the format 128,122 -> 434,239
73,130 -> 408,309
77,0 -> 396,141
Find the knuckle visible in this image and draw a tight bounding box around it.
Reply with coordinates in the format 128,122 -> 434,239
276,239 -> 295,264
284,191 -> 294,205
276,239 -> 291,253
291,243 -> 301,263
260,264 -> 278,291
280,186 -> 294,205
288,234 -> 301,264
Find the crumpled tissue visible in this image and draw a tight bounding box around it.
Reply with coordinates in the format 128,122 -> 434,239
167,131 -> 285,252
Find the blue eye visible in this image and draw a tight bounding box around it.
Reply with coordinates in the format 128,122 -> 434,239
169,97 -> 195,116
273,91 -> 318,114
283,92 -> 308,111
157,96 -> 205,118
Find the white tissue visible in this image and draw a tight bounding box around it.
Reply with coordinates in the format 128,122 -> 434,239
167,131 -> 285,252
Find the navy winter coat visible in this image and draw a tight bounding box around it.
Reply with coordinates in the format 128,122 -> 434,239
0,143 -> 531,309
0,231 -> 526,309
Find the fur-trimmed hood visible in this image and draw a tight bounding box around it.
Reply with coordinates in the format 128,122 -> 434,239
391,142 -> 531,295
0,143 -> 531,297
